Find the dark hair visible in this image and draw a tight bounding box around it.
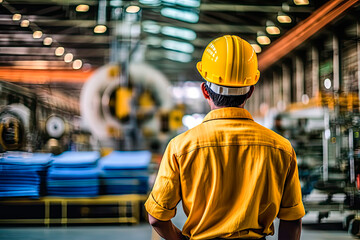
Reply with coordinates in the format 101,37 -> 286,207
204,83 -> 249,107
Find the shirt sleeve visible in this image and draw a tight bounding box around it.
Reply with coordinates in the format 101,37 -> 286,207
277,148 -> 306,221
144,139 -> 181,221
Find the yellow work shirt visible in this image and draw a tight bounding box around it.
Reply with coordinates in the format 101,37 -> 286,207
145,107 -> 305,240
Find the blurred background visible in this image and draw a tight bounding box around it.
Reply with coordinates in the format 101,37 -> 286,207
0,0 -> 360,239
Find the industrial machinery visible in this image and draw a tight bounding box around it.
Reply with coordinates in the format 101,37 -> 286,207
275,95 -> 360,236
0,81 -> 84,153
80,63 -> 177,152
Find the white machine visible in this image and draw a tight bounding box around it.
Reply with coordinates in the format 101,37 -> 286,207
80,63 -> 174,150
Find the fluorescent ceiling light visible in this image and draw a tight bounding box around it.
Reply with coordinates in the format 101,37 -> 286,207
55,47 -> 65,56
43,37 -> 53,46
94,25 -> 107,33
250,43 -> 261,53
257,32 -> 271,45
266,26 -> 280,35
76,4 -> 89,12
33,31 -> 42,39
257,36 -> 271,45
110,0 -> 122,7
162,0 -> 200,8
294,0 -> 309,5
64,53 -> 73,63
162,39 -> 194,53
265,20 -> 280,35
126,6 -> 141,13
324,78 -> 331,89
142,21 -> 161,34
166,51 -> 192,63
161,26 -> 197,41
12,14 -> 21,21
20,20 -> 30,27
139,0 -> 161,6
72,59 -> 83,69
277,14 -> 292,24
161,8 -> 199,23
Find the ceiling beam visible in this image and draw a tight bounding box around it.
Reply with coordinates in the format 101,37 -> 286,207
258,0 -> 359,71
4,0 -> 314,13
0,47 -> 109,56
0,15 -> 264,34
0,33 -> 110,44
0,67 -> 94,84
2,0 -> 98,5
200,4 -> 313,13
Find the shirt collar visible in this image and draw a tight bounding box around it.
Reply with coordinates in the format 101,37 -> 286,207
203,107 -> 254,123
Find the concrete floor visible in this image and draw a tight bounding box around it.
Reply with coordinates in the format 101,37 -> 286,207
0,207 -> 355,240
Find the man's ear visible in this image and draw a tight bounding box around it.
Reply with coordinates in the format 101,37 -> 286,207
201,82 -> 210,100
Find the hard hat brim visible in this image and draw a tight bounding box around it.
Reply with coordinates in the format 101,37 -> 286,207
206,81 -> 251,96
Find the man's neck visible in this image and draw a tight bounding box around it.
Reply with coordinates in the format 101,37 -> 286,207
210,104 -> 245,110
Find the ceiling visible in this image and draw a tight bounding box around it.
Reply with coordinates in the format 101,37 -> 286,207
0,0 -> 328,94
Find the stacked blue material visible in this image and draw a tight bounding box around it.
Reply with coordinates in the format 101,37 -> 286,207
0,152 -> 52,198
47,151 -> 100,197
99,151 -> 151,195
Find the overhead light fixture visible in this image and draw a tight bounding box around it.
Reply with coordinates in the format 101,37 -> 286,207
166,50 -> 192,63
266,21 -> 280,35
126,5 -> 141,13
161,26 -> 197,41
257,31 -> 271,45
20,19 -> 30,27
110,0 -> 122,7
43,37 -> 53,46
250,43 -> 262,53
162,39 -> 194,53
12,14 -> 21,21
139,0 -> 161,6
95,0 -> 107,33
162,0 -> 200,8
76,4 -> 89,12
324,78 -> 332,89
33,31 -> 43,39
294,0 -> 309,5
94,24 -> 107,33
64,53 -> 73,63
142,21 -> 161,34
0,0 -> 3,3
161,8 -> 199,23
277,12 -> 292,23
72,59 -> 83,69
55,47 -> 65,56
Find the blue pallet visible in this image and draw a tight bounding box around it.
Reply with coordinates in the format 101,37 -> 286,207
51,151 -> 100,168
0,190 -> 39,198
99,151 -> 150,195
0,152 -> 52,198
47,151 -> 101,197
99,151 -> 151,170
48,168 -> 100,180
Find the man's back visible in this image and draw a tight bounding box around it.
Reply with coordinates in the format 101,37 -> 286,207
146,107 -> 305,240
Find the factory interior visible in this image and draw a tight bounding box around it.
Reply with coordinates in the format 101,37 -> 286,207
0,0 -> 360,239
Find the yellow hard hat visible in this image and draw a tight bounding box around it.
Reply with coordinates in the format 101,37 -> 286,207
196,35 -> 260,88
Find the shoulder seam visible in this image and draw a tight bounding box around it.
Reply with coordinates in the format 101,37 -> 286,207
174,143 -> 293,158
